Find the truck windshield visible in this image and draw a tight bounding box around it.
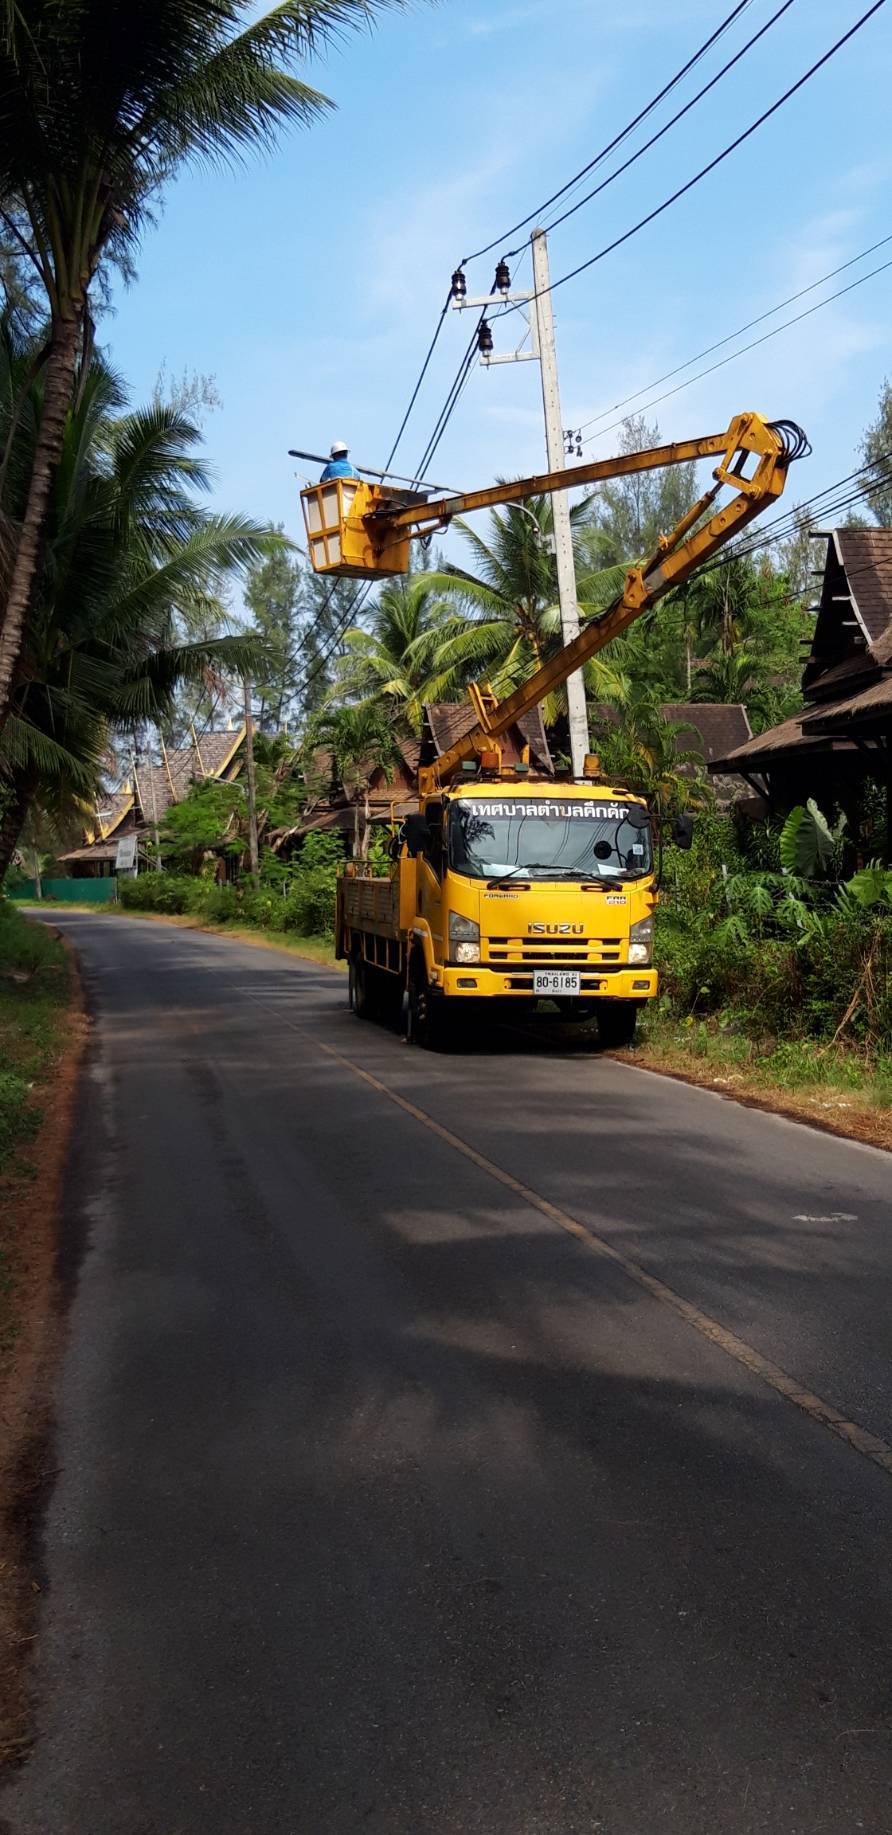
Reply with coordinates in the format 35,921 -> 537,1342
448,798 -> 652,882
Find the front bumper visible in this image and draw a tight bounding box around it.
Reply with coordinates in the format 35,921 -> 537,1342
436,965 -> 658,1000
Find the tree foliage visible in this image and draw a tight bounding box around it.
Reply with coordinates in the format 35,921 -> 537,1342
0,0 -> 407,725
0,322 -> 278,877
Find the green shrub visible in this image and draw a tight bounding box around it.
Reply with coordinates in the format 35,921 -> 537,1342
198,884 -> 238,924
281,867 -> 337,937
118,873 -> 193,915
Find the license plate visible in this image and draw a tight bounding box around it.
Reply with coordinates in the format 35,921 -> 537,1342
534,970 -> 581,997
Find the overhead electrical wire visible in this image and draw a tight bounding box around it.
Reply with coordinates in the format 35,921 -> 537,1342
383,292 -> 453,473
577,249 -> 892,448
706,456 -> 892,569
499,1 -> 887,316
380,0 -> 789,491
294,5 -> 885,697
461,0 -> 758,266
575,231 -> 892,436
505,0 -> 799,260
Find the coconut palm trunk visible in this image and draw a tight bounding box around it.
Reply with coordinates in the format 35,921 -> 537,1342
0,311 -> 82,721
0,770 -> 37,881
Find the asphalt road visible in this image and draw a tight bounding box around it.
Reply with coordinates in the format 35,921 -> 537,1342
5,912 -> 892,1835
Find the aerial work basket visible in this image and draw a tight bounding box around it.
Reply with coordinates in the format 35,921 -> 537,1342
299,478 -> 413,578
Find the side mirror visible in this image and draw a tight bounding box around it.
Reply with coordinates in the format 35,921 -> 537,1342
402,813 -> 432,858
671,813 -> 695,851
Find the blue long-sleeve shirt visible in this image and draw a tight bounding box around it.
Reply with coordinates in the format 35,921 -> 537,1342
320,457 -> 359,481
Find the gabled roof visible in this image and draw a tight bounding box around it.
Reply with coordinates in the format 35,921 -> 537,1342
420,702 -> 552,771
589,702 -> 751,760
833,526 -> 892,644
84,729 -> 246,845
659,702 -> 752,761
714,526 -> 892,769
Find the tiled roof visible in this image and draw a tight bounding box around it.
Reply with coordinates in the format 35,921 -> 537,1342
802,672 -> 892,732
589,702 -> 751,762
421,702 -> 552,770
834,527 -> 892,644
659,703 -> 751,761
88,730 -> 245,842
710,710 -> 857,769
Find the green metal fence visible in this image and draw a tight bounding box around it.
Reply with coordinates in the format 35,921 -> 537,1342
7,877 -> 118,903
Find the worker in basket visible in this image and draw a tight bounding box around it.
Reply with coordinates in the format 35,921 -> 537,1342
320,439 -> 359,482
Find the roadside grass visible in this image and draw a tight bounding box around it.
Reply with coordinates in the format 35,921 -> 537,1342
0,904 -> 73,1349
0,901 -> 83,1765
8,896 -> 117,911
633,1004 -> 892,1149
0,905 -> 71,1177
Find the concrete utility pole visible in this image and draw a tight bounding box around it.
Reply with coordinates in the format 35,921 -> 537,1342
530,229 -> 590,778
450,227 -> 591,777
242,678 -> 260,888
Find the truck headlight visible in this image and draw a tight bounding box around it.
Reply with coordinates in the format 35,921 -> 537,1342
628,915 -> 653,965
449,911 -> 480,964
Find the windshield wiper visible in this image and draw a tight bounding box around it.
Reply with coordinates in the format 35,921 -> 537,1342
486,864 -> 617,887
485,864 -> 535,888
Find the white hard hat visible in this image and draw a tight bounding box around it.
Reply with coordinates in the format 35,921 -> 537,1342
330,439 -> 349,457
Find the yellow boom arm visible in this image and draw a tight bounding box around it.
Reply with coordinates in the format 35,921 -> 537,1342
412,413 -> 806,794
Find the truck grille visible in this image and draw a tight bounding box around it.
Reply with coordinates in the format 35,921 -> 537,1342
484,936 -> 622,965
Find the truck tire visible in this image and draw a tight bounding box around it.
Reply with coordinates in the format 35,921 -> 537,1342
596,1000 -> 639,1049
407,958 -> 445,1049
349,954 -> 373,1020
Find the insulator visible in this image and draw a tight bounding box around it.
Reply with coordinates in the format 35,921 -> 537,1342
477,320 -> 494,355
451,268 -> 467,302
494,259 -> 511,294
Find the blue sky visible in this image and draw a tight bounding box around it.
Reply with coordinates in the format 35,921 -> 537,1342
107,0 -> 892,560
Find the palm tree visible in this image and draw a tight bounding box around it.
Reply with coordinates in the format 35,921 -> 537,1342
332,575 -> 463,735
307,703 -> 401,858
420,496 -> 626,729
0,0 -> 402,723
0,327 -> 276,877
595,686 -> 710,823
690,648 -> 766,705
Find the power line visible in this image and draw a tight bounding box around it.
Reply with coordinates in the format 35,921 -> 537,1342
507,0 -> 799,259
461,0 -> 757,265
293,580 -> 375,700
577,248 -> 892,448
500,1 -> 887,316
575,231 -> 892,436
411,326 -> 481,484
710,458 -> 892,567
383,292 -> 452,472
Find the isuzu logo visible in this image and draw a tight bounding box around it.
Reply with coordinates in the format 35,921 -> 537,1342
528,922 -> 584,934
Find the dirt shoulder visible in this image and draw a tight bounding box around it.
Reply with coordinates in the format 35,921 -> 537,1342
0,917 -> 88,1771
624,1040 -> 892,1154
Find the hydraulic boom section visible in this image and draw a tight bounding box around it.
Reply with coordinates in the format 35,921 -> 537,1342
412,415 -> 807,793
299,412 -> 805,581
297,411 -> 807,793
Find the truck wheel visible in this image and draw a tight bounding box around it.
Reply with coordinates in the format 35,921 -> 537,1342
407,960 -> 444,1049
596,1001 -> 639,1049
349,954 -> 372,1020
